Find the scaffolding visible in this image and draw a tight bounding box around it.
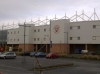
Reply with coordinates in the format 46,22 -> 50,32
0,8 -> 99,30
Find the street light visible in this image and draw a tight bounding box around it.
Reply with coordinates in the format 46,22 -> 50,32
19,22 -> 31,63
64,31 -> 68,55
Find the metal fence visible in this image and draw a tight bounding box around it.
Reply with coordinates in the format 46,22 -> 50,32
0,8 -> 99,30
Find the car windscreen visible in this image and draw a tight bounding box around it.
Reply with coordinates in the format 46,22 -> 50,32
36,52 -> 43,55
3,52 -> 8,55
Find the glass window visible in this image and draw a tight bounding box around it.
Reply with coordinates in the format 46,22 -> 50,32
44,29 -> 46,32
38,38 -> 39,41
77,26 -> 80,29
77,37 -> 80,40
93,36 -> 96,40
34,30 -> 36,32
38,29 -> 40,32
44,38 -> 46,41
93,25 -> 96,28
70,26 -> 72,30
70,37 -> 72,40
34,38 -> 36,41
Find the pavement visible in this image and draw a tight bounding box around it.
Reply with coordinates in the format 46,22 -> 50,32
0,56 -> 100,74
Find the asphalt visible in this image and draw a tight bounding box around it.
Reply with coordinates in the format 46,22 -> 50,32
0,56 -> 100,74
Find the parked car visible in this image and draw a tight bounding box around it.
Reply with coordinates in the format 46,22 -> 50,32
46,53 -> 58,59
0,52 -> 3,55
0,52 -> 16,59
30,51 -> 37,57
20,52 -> 30,56
35,52 -> 46,57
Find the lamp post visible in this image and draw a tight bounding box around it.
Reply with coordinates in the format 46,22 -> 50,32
50,19 -> 52,50
64,31 -> 68,55
2,24 -> 6,49
19,22 -> 31,63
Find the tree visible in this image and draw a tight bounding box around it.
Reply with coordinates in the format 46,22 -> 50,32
13,46 -> 18,51
5,45 -> 9,51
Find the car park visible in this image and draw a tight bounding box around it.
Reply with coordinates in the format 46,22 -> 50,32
0,52 -> 3,55
46,53 -> 58,59
0,52 -> 16,59
35,52 -> 46,57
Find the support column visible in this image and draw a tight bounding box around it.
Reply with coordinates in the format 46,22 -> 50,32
67,44 -> 70,54
85,44 -> 88,50
12,44 -> 13,51
46,44 -> 47,53
36,44 -> 38,52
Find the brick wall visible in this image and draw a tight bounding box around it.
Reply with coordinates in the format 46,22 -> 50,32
19,44 -> 34,52
50,44 -> 70,54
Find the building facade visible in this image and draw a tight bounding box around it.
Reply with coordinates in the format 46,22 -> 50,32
7,19 -> 100,54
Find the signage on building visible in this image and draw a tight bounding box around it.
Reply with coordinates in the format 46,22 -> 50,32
54,25 -> 60,34
50,41 -> 52,48
9,47 -> 12,51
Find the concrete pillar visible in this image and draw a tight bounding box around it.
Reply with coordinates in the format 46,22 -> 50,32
67,44 -> 70,54
85,44 -> 88,50
46,44 -> 47,53
12,44 -> 13,50
36,44 -> 38,51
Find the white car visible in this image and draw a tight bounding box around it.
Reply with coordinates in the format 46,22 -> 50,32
0,52 -> 3,55
0,52 -> 16,59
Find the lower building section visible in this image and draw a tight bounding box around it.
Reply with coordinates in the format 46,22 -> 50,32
34,44 -> 50,53
6,44 -> 100,54
50,44 -> 70,54
19,44 -> 34,52
70,44 -> 100,54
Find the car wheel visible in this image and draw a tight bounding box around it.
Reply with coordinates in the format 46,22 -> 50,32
4,56 -> 6,59
13,56 -> 16,59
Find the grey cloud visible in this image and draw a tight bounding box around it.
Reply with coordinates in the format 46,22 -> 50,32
0,0 -> 100,24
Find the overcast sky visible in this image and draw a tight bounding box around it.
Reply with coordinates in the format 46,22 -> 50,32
0,0 -> 100,25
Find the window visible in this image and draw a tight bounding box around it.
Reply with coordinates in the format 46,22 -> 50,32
70,37 -> 72,40
11,32 -> 12,34
77,37 -> 80,40
18,39 -> 19,41
93,36 -> 96,40
44,38 -> 46,41
10,39 -> 12,41
38,38 -> 39,41
34,38 -> 36,41
34,30 -> 36,32
18,31 -> 19,33
14,39 -> 15,41
14,31 -> 16,34
8,32 -> 9,34
38,29 -> 40,32
77,26 -> 80,29
93,25 -> 96,28
70,26 -> 72,30
44,29 -> 46,32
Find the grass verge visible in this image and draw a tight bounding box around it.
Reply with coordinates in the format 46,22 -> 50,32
29,63 -> 74,71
